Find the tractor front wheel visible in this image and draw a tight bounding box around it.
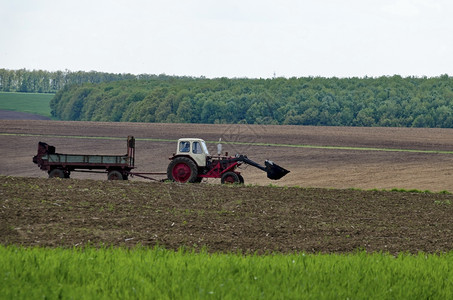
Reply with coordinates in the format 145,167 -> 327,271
238,174 -> 245,184
167,157 -> 199,183
221,172 -> 242,184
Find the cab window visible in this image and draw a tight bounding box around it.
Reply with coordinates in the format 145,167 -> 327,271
179,141 -> 190,153
192,142 -> 203,154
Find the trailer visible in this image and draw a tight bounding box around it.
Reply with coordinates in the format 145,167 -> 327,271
33,136 -> 289,184
33,136 -> 144,180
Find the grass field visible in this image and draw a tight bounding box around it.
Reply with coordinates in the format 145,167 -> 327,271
1,246 -> 452,299
0,92 -> 54,117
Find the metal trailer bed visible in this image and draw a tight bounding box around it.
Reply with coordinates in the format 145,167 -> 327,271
33,136 -> 137,180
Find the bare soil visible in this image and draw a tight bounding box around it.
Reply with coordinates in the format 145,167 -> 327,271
2,176 -> 453,254
0,110 -> 51,120
1,119 -> 453,253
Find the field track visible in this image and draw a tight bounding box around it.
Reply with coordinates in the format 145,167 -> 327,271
1,119 -> 453,191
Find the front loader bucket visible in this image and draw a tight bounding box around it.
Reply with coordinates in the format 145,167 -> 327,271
265,160 -> 290,180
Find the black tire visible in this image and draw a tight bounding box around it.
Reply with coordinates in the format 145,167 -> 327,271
167,157 -> 199,183
108,170 -> 124,180
238,174 -> 245,184
49,169 -> 65,178
221,172 -> 241,184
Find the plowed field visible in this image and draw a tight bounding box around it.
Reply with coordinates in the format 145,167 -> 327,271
2,120 -> 453,191
2,176 -> 453,254
1,120 -> 453,253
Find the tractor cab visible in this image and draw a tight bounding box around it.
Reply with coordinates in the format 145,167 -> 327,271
176,138 -> 210,167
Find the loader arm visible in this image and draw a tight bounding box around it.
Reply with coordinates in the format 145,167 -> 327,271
229,155 -> 290,180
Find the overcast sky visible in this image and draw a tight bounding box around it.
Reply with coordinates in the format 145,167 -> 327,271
1,0 -> 452,78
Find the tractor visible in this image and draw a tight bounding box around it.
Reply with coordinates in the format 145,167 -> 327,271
167,138 -> 289,184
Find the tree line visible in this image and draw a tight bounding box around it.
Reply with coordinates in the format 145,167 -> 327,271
50,74 -> 453,128
0,68 -> 161,93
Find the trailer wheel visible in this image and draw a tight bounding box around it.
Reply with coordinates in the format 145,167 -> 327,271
49,169 -> 65,178
108,170 -> 124,180
167,157 -> 198,183
221,172 -> 241,184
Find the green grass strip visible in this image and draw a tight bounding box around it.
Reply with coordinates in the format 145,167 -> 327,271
2,132 -> 453,155
1,245 -> 453,299
211,140 -> 453,154
0,133 -> 175,143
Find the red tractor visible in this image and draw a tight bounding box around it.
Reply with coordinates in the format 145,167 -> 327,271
167,138 -> 289,184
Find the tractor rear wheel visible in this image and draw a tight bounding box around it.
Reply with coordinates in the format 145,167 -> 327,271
221,172 -> 241,184
167,157 -> 199,183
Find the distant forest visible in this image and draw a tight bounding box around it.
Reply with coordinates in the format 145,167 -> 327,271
50,74 -> 453,127
0,68 -> 152,93
2,69 -> 453,127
